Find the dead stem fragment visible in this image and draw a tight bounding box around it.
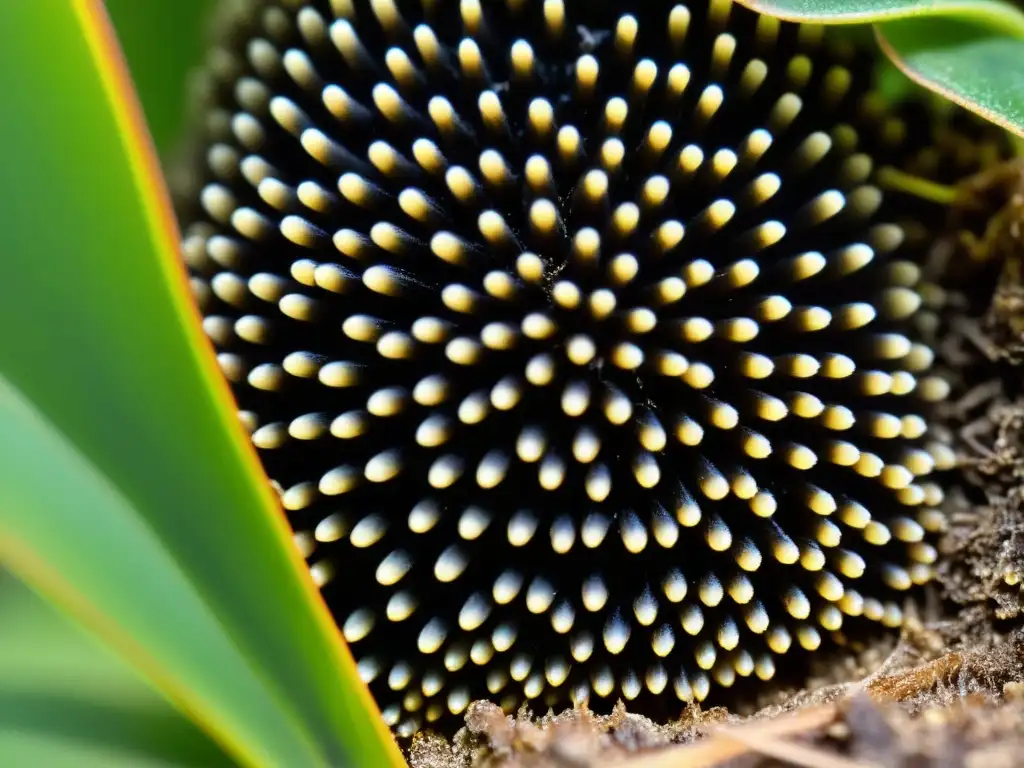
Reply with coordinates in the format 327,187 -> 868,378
863,652 -> 965,703
610,705 -> 843,768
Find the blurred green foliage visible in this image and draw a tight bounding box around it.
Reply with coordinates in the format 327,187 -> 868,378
0,574 -> 232,767
106,0 -> 216,154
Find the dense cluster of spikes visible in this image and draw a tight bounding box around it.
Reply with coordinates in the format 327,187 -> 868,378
183,0 -> 955,737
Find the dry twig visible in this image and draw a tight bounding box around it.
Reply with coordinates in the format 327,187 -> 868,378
606,704 -> 841,768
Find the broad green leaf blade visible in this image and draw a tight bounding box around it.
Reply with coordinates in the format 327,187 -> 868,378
0,3 -> 402,767
876,19 -> 1024,137
104,0 -> 216,154
0,574 -> 233,767
733,0 -> 1024,34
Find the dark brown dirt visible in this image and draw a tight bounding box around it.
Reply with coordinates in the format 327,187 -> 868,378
406,157 -> 1024,767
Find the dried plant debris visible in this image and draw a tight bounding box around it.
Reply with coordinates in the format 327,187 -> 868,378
408,699 -> 727,768
408,638 -> 1024,768
932,156 -> 1024,634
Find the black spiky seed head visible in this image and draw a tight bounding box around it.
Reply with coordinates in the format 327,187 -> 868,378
182,0 -> 957,737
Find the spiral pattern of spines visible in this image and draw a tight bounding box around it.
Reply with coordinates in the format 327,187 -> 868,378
183,0 -> 952,737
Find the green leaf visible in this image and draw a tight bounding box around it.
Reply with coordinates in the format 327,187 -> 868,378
876,19 -> 1024,137
733,0 -> 1024,33
734,0 -> 1024,137
0,574 -> 232,767
0,4 -> 403,767
0,369 -> 320,766
104,0 -> 216,154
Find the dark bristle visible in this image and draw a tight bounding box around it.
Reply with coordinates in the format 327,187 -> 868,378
183,0 -> 956,736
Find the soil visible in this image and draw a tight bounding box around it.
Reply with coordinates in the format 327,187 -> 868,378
405,163 -> 1024,768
